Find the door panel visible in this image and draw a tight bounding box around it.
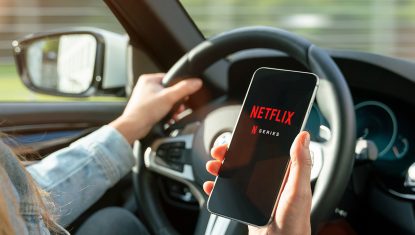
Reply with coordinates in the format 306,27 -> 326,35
0,102 -> 125,158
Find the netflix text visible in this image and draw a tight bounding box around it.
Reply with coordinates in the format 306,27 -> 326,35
249,105 -> 295,126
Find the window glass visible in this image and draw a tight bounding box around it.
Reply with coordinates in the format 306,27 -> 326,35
0,0 -> 126,102
181,0 -> 415,61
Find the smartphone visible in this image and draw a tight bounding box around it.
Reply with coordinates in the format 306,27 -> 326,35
207,67 -> 319,227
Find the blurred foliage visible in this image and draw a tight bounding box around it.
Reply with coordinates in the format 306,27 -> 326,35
0,65 -> 124,102
42,38 -> 60,54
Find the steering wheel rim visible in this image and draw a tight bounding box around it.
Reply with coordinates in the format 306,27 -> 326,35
136,26 -> 356,234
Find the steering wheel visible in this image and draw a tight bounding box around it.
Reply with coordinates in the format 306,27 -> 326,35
134,26 -> 356,235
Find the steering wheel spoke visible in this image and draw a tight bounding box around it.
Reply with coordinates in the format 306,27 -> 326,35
310,141 -> 324,182
143,122 -> 207,207
144,134 -> 195,181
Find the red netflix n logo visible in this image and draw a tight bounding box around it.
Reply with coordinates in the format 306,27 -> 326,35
251,125 -> 258,135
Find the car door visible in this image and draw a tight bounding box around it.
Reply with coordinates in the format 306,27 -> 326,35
0,102 -> 125,158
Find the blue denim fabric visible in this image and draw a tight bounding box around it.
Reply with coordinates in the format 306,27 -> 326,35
1,125 -> 135,234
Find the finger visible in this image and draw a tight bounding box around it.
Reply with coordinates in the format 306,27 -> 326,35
140,73 -> 165,83
163,78 -> 202,104
272,132 -> 312,235
172,104 -> 187,121
210,144 -> 227,161
203,181 -> 215,195
289,131 -> 312,182
206,160 -> 222,176
177,104 -> 186,113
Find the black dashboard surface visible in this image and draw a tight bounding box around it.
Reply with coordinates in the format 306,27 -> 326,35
227,51 -> 415,106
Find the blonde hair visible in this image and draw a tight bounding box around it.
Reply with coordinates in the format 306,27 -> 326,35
0,165 -> 20,235
0,136 -> 59,235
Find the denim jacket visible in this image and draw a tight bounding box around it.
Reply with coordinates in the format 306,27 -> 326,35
0,126 -> 135,235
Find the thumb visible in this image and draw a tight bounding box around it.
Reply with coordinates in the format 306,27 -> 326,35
273,132 -> 312,235
286,131 -> 313,197
163,78 -> 202,104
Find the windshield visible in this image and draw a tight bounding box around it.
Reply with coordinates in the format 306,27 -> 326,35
181,0 -> 415,61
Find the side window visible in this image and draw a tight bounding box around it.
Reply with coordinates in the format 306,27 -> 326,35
0,0 -> 126,102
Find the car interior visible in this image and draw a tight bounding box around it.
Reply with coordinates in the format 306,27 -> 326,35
1,0 -> 415,235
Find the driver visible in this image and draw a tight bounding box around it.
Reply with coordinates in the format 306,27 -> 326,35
0,73 -> 201,235
0,73 -> 312,235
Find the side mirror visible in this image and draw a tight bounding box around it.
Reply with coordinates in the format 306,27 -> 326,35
12,28 -> 129,97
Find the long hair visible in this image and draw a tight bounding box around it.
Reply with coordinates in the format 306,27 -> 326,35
0,164 -> 21,235
0,134 -> 59,234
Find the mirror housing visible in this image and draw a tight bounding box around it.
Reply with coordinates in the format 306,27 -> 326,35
12,28 -> 129,97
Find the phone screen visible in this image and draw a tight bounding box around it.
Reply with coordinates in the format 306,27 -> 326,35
207,68 -> 318,226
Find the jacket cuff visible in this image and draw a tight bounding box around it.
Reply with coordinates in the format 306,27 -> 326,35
75,125 -> 135,185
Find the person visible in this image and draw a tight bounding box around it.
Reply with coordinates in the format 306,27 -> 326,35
0,72 -> 312,235
203,132 -> 313,235
0,73 -> 202,235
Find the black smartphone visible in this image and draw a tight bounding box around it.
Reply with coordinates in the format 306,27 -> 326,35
207,67 -> 319,227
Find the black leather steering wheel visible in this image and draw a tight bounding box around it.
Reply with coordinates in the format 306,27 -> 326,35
135,26 -> 356,235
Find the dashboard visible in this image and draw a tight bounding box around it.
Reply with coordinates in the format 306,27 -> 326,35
226,49 -> 415,206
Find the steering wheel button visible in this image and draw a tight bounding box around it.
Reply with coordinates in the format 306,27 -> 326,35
169,162 -> 184,172
169,148 -> 183,157
168,149 -> 186,163
154,155 -> 184,172
159,143 -> 170,150
171,142 -> 185,148
157,149 -> 167,157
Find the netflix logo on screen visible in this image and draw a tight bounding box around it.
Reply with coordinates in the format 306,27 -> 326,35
249,105 -> 295,136
250,105 -> 295,125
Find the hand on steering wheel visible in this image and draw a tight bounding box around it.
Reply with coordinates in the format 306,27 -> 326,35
110,73 -> 202,144
204,131 -> 313,235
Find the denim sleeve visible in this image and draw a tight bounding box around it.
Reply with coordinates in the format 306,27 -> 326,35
26,125 -> 135,227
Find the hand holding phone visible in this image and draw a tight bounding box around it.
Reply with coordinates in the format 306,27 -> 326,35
204,131 -> 313,235
205,68 -> 318,227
